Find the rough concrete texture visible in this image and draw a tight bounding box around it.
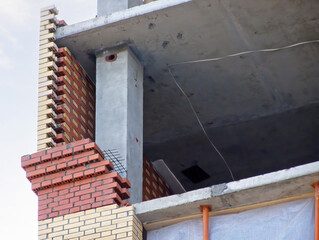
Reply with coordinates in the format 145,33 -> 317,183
96,47 -> 143,203
134,161 -> 319,225
97,0 -> 143,16
57,0 -> 319,189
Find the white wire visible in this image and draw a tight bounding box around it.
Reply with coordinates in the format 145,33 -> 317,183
167,39 -> 319,181
167,66 -> 236,181
169,40 -> 319,66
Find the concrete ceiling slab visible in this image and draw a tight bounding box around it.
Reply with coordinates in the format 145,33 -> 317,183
55,0 -> 319,188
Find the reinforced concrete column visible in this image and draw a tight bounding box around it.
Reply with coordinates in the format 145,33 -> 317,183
97,0 -> 143,16
96,47 -> 143,204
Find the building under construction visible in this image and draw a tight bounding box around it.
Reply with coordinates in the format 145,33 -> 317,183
22,0 -> 319,239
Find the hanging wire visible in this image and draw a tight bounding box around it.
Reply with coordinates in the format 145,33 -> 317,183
167,66 -> 236,181
170,40 -> 319,66
167,39 -> 319,182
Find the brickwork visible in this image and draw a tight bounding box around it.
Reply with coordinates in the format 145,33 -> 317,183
22,139 -> 131,221
38,6 -> 95,151
38,204 -> 143,240
143,157 -> 172,201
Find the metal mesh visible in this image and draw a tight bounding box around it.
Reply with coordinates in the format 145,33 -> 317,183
103,149 -> 127,174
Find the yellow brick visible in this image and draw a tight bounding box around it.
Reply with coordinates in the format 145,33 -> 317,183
96,225 -> 116,233
53,226 -> 63,232
79,223 -> 100,231
48,230 -> 68,238
116,233 -> 127,239
64,211 -> 85,219
100,210 -> 112,217
64,221 -> 85,230
85,229 -> 95,235
64,232 -> 84,239
111,216 -> 133,224
98,235 -> 115,240
96,205 -> 118,212
80,233 -> 101,240
40,20 -> 50,26
112,226 -> 133,235
85,219 -> 95,225
117,212 -> 127,218
38,224 -> 47,231
38,228 -> 51,235
40,38 -> 50,46
96,216 -> 114,222
119,237 -> 134,240
48,220 -> 68,228
117,222 -> 127,228
38,234 -> 47,240
80,212 -> 100,221
112,206 -> 134,214
69,217 -> 80,224
39,218 -> 52,225
100,230 -> 112,237
53,237 -> 63,240
85,208 -> 97,215
101,221 -> 112,227
68,227 -> 79,234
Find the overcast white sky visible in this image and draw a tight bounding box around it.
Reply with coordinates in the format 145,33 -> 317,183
0,1 -> 96,239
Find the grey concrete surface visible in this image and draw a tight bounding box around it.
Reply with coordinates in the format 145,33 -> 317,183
134,161 -> 319,225
97,0 -> 143,17
56,0 -> 319,190
96,47 -> 143,203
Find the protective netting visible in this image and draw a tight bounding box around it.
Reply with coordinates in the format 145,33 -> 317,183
148,198 -> 315,240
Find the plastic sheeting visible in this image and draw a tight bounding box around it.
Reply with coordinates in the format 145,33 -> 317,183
147,198 -> 315,240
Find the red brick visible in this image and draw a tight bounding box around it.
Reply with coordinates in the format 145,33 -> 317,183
70,196 -> 80,203
81,204 -> 92,211
52,151 -> 62,159
92,202 -> 102,208
22,157 -> 41,168
62,148 -> 73,156
21,155 -> 31,161
48,212 -> 59,218
47,145 -> 67,154
70,206 -> 80,213
59,199 -> 69,205
38,214 -> 47,221
71,139 -> 91,148
41,154 -> 52,162
59,209 -> 70,216
70,186 -> 80,192
80,193 -> 91,200
31,151 -> 46,159
73,145 -> 84,153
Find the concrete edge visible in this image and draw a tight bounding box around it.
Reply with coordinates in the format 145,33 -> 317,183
134,161 -> 319,215
56,0 -> 192,39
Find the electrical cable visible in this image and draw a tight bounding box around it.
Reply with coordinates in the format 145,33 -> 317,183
167,66 -> 236,181
170,40 -> 319,66
167,39 -> 319,182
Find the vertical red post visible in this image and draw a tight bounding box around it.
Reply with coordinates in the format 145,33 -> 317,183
201,205 -> 212,240
311,181 -> 319,240
316,184 -> 319,240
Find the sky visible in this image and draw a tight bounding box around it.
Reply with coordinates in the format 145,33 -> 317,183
0,1 -> 96,239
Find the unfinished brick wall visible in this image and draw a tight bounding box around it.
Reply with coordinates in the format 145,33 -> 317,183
143,157 -> 172,201
38,7 -> 95,151
22,139 -> 131,221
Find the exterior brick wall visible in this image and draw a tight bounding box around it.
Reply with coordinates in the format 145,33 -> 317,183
22,139 -> 131,221
143,157 -> 172,201
38,204 -> 143,240
38,7 -> 95,151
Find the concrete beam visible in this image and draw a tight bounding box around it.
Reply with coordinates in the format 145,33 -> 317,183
96,47 -> 143,204
134,161 -> 319,227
